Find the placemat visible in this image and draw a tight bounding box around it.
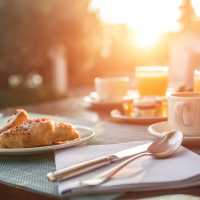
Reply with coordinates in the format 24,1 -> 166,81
0,113 -> 199,200
0,113 -> 155,200
0,152 -> 57,195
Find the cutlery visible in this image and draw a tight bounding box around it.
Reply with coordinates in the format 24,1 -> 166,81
81,131 -> 183,186
47,142 -> 152,181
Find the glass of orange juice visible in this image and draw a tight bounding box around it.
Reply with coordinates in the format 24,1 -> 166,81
135,66 -> 169,96
193,70 -> 200,92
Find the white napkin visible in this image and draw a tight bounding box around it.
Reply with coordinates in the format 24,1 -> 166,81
54,142 -> 200,196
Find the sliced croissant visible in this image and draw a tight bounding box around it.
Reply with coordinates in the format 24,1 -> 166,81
0,118 -> 80,148
0,109 -> 29,134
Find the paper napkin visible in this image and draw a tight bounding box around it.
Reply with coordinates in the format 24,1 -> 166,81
54,142 -> 200,196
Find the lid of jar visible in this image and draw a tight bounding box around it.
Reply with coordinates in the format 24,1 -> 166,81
123,96 -> 135,102
134,97 -> 156,107
155,96 -> 167,102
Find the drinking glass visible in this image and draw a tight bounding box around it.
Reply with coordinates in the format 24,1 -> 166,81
135,66 -> 169,96
193,70 -> 200,92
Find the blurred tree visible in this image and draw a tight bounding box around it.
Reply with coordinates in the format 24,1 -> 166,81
0,0 -> 102,107
177,0 -> 200,31
0,0 -> 102,88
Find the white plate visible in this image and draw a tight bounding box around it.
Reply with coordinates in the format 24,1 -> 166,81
110,109 -> 167,124
148,121 -> 200,143
84,92 -> 123,106
0,125 -> 95,155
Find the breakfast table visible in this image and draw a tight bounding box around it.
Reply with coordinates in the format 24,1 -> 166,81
1,86 -> 200,200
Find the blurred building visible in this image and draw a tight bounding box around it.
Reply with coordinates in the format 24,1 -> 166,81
168,0 -> 200,90
169,31 -> 200,89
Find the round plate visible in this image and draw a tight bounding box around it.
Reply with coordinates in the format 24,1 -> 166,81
0,125 -> 95,155
147,121 -> 200,142
111,109 -> 167,124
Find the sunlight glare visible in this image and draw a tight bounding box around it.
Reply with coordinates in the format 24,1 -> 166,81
136,27 -> 160,47
91,0 -> 184,46
192,0 -> 200,17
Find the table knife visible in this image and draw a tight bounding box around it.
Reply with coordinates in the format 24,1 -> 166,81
47,142 -> 152,182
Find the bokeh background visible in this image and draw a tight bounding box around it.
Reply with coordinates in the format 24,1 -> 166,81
0,0 -> 200,108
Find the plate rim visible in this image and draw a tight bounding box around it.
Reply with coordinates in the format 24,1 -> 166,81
110,109 -> 167,121
0,125 -> 95,155
147,121 -> 200,139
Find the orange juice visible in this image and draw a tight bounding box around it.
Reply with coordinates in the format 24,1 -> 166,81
135,66 -> 168,96
193,70 -> 200,92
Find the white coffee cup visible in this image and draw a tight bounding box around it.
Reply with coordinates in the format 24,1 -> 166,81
168,92 -> 200,136
95,77 -> 130,102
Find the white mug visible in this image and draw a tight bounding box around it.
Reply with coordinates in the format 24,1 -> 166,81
168,92 -> 200,136
95,77 -> 130,102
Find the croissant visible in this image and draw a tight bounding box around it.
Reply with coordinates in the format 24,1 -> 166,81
0,118 -> 80,148
0,109 -> 29,134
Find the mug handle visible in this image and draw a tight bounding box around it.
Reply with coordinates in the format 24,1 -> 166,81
174,102 -> 191,127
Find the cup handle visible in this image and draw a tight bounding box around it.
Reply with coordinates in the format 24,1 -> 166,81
174,102 -> 191,127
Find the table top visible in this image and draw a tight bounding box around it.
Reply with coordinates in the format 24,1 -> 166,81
0,86 -> 200,200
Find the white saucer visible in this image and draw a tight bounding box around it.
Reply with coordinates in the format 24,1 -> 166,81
148,121 -> 200,142
84,92 -> 123,106
111,109 -> 167,124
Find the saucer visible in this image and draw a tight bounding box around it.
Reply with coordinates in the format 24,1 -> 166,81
84,91 -> 140,106
110,109 -> 167,124
148,121 -> 200,142
84,92 -> 123,106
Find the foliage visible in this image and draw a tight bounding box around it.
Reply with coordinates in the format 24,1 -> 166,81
0,0 -> 102,88
177,0 -> 200,31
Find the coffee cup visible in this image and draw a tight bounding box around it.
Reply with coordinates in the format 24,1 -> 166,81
94,77 -> 130,102
168,92 -> 200,136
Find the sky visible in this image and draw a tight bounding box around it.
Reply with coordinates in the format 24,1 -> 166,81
90,0 -> 200,46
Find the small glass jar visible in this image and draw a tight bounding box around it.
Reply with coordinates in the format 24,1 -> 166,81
123,99 -> 134,117
193,70 -> 200,92
155,96 -> 167,117
133,97 -> 156,117
135,66 -> 169,96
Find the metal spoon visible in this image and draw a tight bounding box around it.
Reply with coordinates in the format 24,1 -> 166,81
80,131 -> 183,187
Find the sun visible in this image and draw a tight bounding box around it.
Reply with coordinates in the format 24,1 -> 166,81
136,29 -> 159,47
133,18 -> 163,47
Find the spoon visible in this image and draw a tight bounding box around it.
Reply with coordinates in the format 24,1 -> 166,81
80,130 -> 183,187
